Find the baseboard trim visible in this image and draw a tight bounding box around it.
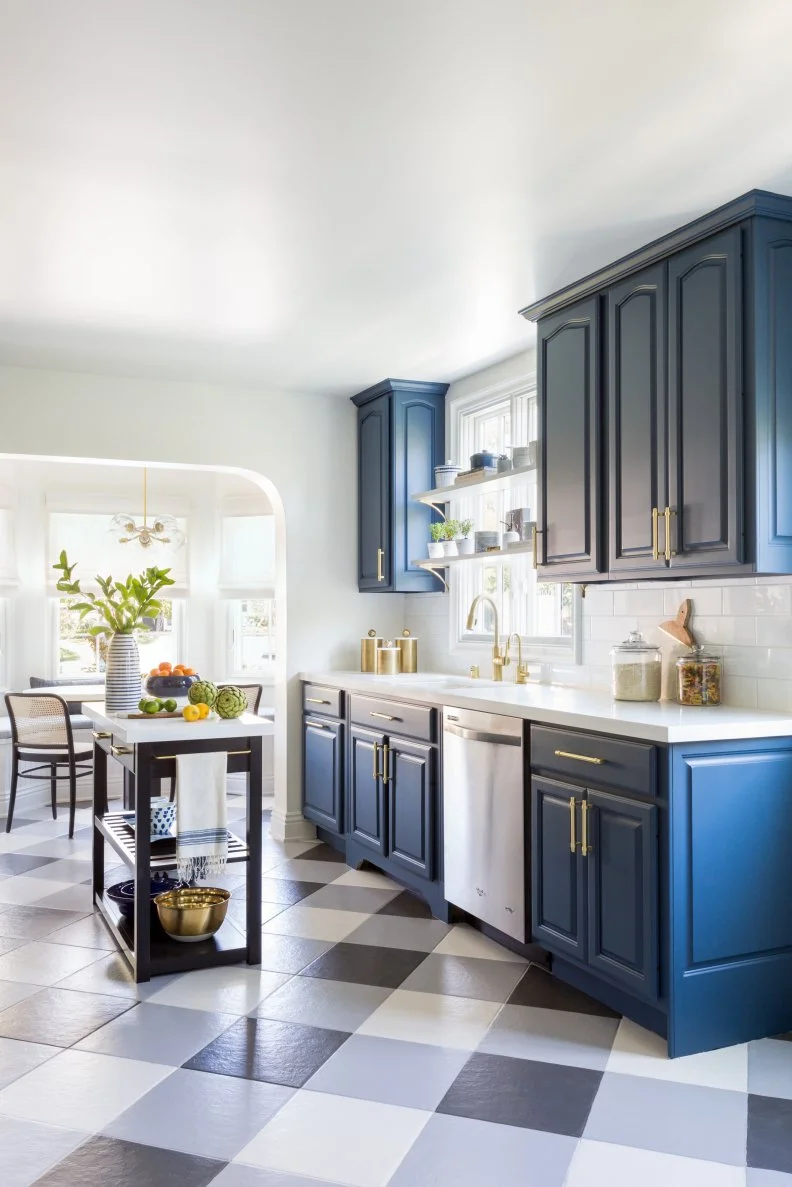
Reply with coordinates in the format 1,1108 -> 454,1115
269,807 -> 317,843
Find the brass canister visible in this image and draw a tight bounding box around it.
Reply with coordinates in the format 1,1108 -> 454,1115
397,628 -> 418,673
376,642 -> 402,675
361,629 -> 382,673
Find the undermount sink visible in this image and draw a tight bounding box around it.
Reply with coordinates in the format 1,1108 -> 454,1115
391,674 -> 502,690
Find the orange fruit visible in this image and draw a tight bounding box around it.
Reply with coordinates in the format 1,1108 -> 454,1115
149,667 -> 159,677
196,702 -> 210,719
182,704 -> 200,722
182,667 -> 195,676
172,665 -> 185,674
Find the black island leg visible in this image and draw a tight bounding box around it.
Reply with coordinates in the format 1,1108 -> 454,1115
134,744 -> 152,982
92,739 -> 107,906
246,737 -> 262,964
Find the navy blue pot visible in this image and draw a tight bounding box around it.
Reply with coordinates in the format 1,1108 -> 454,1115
107,874 -> 182,920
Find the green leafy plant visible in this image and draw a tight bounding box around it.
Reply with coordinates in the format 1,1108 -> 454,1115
441,519 -> 459,540
53,551 -> 175,637
430,522 -> 445,543
457,518 -> 474,539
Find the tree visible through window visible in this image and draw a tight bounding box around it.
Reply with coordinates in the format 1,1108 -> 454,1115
58,598 -> 179,675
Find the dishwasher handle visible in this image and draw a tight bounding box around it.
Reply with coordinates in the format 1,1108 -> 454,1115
444,722 -> 521,746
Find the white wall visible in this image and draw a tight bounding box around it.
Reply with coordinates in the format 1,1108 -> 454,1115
405,351 -> 792,710
0,364 -> 407,839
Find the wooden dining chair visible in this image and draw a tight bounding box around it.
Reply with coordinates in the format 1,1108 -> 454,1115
4,693 -> 93,838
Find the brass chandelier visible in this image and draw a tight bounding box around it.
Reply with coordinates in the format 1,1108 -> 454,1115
108,469 -> 186,551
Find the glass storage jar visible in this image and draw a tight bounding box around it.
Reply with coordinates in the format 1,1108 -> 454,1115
610,631 -> 662,702
676,647 -> 721,706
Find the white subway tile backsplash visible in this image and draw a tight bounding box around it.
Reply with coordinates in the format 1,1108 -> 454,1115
690,616 -> 757,645
589,615 -> 638,642
613,589 -> 665,617
582,588 -> 614,616
667,586 -> 722,617
756,617 -> 792,646
757,679 -> 792,713
720,675 -> 758,709
721,646 -> 792,679
722,584 -> 792,616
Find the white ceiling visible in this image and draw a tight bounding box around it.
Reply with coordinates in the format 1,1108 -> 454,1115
1,0 -> 792,397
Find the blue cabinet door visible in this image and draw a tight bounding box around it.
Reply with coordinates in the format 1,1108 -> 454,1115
348,726 -> 387,855
667,228 -> 743,570
585,789 -> 658,1001
531,776 -> 585,960
537,297 -> 603,578
303,716 -> 344,834
608,264 -> 668,575
357,394 -> 391,589
387,737 -> 435,880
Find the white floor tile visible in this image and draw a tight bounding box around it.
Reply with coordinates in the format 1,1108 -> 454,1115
145,965 -> 292,1014
0,1037 -> 62,1090
606,1018 -> 749,1091
0,877 -> 76,906
0,1113 -> 86,1187
356,989 -> 501,1051
0,941 -> 105,986
331,869 -> 401,890
235,1089 -> 431,1187
0,1048 -> 171,1132
0,980 -> 43,1012
54,953 -> 166,1000
262,904 -> 370,942
432,924 -> 528,964
565,1139 -> 746,1186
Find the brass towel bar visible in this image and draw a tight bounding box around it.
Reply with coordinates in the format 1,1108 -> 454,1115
154,749 -> 252,761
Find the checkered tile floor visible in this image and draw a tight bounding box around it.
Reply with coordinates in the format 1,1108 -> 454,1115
0,801 -> 790,1185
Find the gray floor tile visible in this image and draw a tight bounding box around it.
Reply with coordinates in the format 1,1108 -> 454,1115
213,1168 -> 339,1187
0,937 -> 23,956
0,905 -> 87,940
0,980 -> 43,1011
185,1015 -> 348,1088
0,1036 -> 61,1090
0,1113 -> 86,1187
508,964 -> 620,1017
36,1134 -> 225,1187
305,1033 -> 471,1110
34,884 -> 94,912
749,1094 -> 792,1174
266,859 -> 346,884
46,914 -> 119,951
0,940 -> 106,986
585,1071 -> 748,1165
388,1112 -> 576,1187
253,976 -> 391,1031
301,884 -> 401,913
78,1002 -> 238,1064
0,986 -> 133,1046
401,954 -> 528,1003
748,1170 -> 792,1185
55,952 -> 171,1000
750,1039 -> 792,1101
343,914 -> 451,952
0,854 -> 57,876
105,1066 -> 293,1160
257,933 -> 335,974
23,858 -> 93,882
479,1003 -> 620,1070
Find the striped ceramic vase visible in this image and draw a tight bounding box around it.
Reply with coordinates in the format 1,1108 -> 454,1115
105,633 -> 142,713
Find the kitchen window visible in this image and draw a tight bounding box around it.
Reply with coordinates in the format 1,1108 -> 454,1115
228,598 -> 276,675
450,381 -> 580,661
55,597 -> 184,677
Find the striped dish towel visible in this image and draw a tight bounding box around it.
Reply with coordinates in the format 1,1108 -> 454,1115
175,752 -> 228,881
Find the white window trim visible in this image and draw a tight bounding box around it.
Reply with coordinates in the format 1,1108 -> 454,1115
446,373 -> 582,666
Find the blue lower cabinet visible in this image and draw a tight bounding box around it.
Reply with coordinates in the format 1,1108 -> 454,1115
586,789 -> 658,1001
347,726 -> 387,856
387,738 -> 435,880
531,776 -> 585,961
303,716 -> 344,834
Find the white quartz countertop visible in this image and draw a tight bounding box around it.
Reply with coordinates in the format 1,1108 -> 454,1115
300,671 -> 792,744
85,704 -> 275,744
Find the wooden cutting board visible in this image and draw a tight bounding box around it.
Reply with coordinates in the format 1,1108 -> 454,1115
126,712 -> 184,719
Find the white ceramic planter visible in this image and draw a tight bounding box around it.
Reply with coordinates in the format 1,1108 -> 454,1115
428,542 -> 445,559
456,538 -> 475,555
105,633 -> 143,713
442,540 -> 458,557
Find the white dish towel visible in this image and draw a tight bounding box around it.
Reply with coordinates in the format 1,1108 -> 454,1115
175,752 -> 228,881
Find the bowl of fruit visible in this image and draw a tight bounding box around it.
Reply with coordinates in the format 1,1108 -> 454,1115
144,662 -> 199,708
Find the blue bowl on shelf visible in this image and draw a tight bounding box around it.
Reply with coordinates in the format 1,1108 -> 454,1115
107,874 -> 182,920
144,674 -> 199,704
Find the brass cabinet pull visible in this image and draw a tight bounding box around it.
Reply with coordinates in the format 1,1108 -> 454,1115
306,719 -> 331,731
569,796 -> 578,853
554,749 -> 605,765
370,711 -> 396,721
92,731 -> 112,740
581,800 -> 592,856
382,743 -> 391,784
306,697 -> 330,705
651,507 -> 659,561
111,745 -> 133,757
531,524 -> 543,569
377,548 -> 385,582
664,506 -> 676,561
372,741 -> 381,781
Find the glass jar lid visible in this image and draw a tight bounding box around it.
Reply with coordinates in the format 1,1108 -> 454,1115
676,644 -> 719,664
611,630 -> 661,656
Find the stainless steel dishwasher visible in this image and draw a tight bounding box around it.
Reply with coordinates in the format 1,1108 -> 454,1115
442,706 -> 525,943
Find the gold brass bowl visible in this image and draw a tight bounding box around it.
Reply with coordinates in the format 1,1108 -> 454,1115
154,887 -> 230,943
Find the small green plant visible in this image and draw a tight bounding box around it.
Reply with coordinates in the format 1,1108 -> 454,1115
53,551 -> 175,637
430,522 -> 445,543
458,518 -> 474,538
441,519 -> 459,540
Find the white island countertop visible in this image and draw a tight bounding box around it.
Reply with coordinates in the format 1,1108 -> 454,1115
300,671 -> 792,744
84,704 -> 275,744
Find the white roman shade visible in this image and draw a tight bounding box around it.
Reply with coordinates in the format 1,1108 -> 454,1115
48,511 -> 189,595
219,508 -> 275,598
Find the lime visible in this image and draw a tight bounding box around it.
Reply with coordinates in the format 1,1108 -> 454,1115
163,698 -> 177,713
143,699 -> 161,715
138,698 -> 150,712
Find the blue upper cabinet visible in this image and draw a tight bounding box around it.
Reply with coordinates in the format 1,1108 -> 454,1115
352,379 -> 448,592
523,190 -> 792,581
